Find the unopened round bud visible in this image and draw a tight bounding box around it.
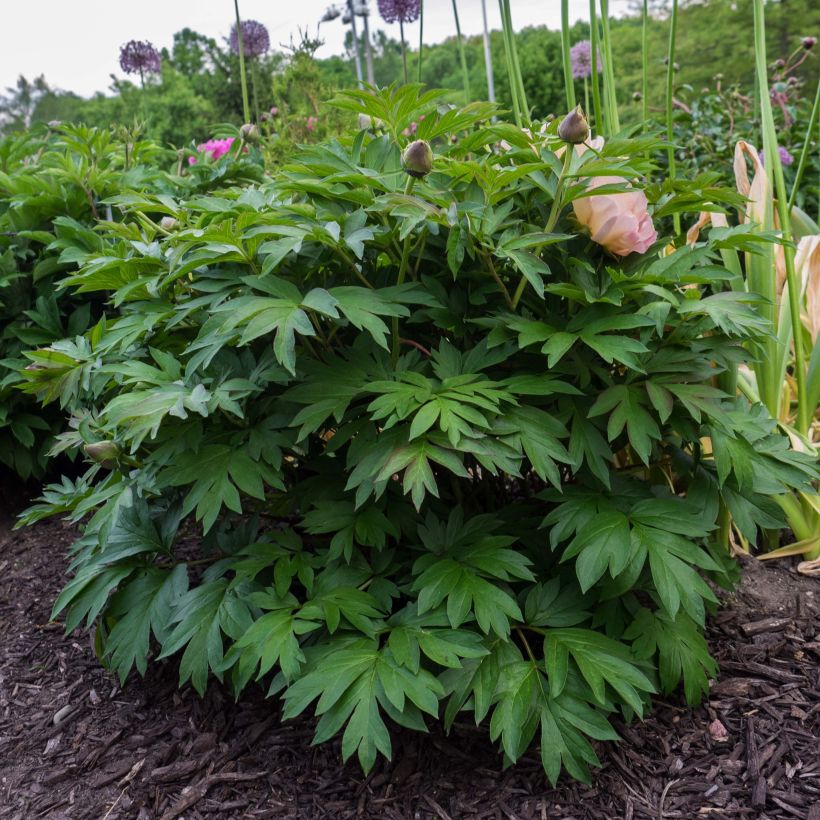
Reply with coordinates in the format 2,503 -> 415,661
557,105 -> 590,145
160,216 -> 178,231
802,36 -> 816,50
787,76 -> 799,86
632,91 -> 642,101
239,123 -> 260,143
402,139 -> 433,178
84,441 -> 120,469
774,58 -> 786,68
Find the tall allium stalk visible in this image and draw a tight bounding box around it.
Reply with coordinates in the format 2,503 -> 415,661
119,40 -> 161,121
665,0 -> 680,235
641,0 -> 649,128
360,4 -> 376,86
753,0 -> 808,434
451,0 -> 471,101
229,20 -> 270,123
232,0 -> 251,123
588,0 -> 603,132
378,0 -> 421,84
417,0 -> 424,82
498,0 -> 528,124
598,0 -> 620,134
561,0 -> 575,109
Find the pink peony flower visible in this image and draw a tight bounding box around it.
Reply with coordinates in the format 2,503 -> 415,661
571,138 -> 657,256
573,177 -> 657,255
188,137 -> 243,165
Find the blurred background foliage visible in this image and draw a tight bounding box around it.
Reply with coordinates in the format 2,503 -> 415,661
0,0 -> 817,147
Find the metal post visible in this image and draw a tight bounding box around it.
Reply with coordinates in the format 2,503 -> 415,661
348,0 -> 364,85
480,0 -> 496,103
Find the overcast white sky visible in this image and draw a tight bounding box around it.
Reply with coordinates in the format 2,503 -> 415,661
0,0 -> 630,98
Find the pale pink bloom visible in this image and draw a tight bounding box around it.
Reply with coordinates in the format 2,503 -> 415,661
188,137 -> 241,166
572,169 -> 657,256
306,116 -> 318,132
708,719 -> 728,742
270,106 -> 279,116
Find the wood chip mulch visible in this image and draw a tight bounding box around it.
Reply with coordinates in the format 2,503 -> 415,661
1,515 -> 818,820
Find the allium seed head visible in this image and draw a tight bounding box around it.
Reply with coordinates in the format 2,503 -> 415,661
229,20 -> 270,58
377,0 -> 421,24
119,40 -> 162,75
570,40 -> 602,79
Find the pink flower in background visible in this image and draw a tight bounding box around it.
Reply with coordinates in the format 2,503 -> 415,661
573,174 -> 657,256
270,106 -> 279,116
187,137 -> 238,165
306,116 -> 318,132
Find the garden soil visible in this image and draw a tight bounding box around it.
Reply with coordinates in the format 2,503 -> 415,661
1,507 -> 819,819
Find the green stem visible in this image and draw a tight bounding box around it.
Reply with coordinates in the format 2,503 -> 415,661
665,0 -> 681,235
512,147 -> 573,309
498,0 -> 521,126
400,20 -> 408,85
452,0 -> 471,102
753,0 -> 809,434
787,80 -> 820,212
250,59 -> 261,124
392,175 -> 417,364
641,0 -> 649,130
233,0 -> 251,123
588,0 -> 603,133
561,0 -> 576,110
598,0 -> 620,135
584,77 -> 589,120
418,0 -> 425,83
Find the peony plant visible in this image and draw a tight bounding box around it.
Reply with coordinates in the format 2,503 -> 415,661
16,85 -> 816,785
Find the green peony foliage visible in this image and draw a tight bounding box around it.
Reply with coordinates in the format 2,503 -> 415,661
13,86 -> 817,784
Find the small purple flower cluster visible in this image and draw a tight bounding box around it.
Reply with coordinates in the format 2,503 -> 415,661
119,40 -> 162,75
377,0 -> 421,25
229,20 -> 270,58
570,40 -> 601,80
758,145 -> 795,167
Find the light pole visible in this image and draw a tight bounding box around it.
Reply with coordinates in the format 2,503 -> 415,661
481,0 -> 495,103
356,2 -> 376,86
345,1 -> 365,85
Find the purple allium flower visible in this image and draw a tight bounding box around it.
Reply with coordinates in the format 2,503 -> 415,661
758,146 -> 795,167
377,0 -> 421,24
119,40 -> 162,75
229,20 -> 270,58
570,40 -> 602,80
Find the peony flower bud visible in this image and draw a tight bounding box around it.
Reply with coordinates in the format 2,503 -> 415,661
632,91 -> 642,102
160,216 -> 178,231
802,36 -> 816,50
239,123 -> 260,143
84,441 -> 120,469
557,105 -> 590,145
402,139 -> 433,178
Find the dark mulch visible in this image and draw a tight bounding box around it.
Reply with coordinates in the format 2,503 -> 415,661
1,515 -> 819,820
